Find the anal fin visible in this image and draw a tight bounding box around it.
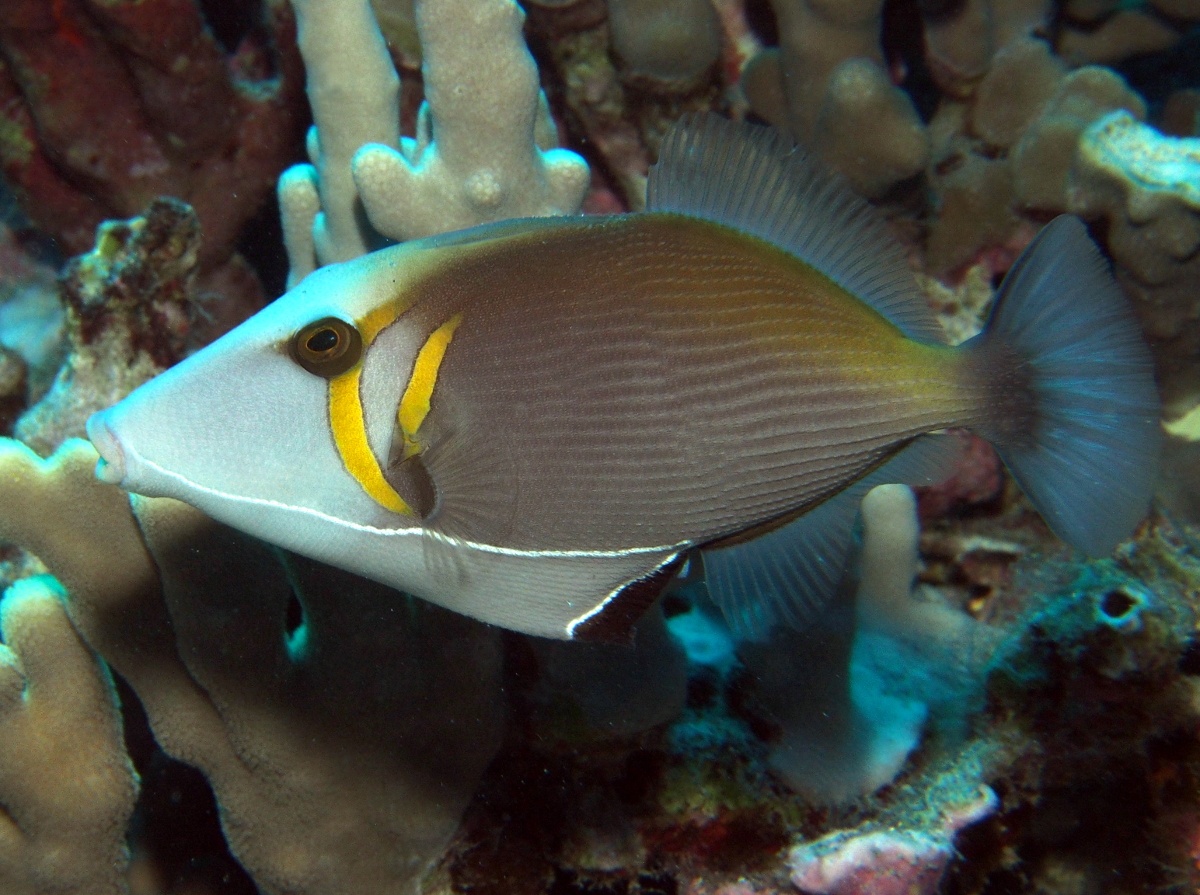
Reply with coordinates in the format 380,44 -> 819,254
702,434 -> 960,642
572,554 -> 686,644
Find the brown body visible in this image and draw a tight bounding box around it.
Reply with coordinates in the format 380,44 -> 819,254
396,213 -> 992,553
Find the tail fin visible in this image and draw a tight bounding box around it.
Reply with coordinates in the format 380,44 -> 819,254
966,215 -> 1161,557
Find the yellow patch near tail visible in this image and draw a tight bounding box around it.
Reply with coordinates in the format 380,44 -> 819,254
398,313 -> 464,459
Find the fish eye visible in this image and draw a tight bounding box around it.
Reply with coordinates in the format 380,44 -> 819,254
291,317 -> 363,377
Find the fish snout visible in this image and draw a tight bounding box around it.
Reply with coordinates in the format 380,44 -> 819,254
86,411 -> 127,486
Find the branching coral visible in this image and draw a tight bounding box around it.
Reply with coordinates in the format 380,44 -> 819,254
605,0 -> 723,88
521,0 -> 744,214
747,0 -> 930,197
280,0 -> 590,284
1072,109 -> 1200,281
351,0 -> 590,242
281,0 -> 403,269
1011,64 -> 1146,211
926,36 -> 1144,276
740,0 -> 1053,198
520,2 -> 662,212
1057,0 -> 1200,66
923,0 -> 1052,96
736,485 -> 987,805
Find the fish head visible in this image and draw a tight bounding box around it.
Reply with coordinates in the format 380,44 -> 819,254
86,242 -> 438,562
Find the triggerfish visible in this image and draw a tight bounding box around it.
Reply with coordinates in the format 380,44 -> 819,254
86,114 -> 1161,642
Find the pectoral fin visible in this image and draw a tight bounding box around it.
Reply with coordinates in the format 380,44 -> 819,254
386,370 -> 521,543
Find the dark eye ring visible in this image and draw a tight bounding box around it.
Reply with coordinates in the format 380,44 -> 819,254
291,317 -> 363,377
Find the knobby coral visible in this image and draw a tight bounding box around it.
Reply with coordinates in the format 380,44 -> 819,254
1069,111 -> 1200,416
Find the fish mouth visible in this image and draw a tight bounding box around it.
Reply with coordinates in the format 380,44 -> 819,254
86,411 -> 127,486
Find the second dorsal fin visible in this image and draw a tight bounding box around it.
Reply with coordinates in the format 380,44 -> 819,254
648,113 -> 942,344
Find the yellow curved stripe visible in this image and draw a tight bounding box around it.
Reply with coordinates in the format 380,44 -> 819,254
325,296 -> 416,517
358,301 -> 404,345
398,313 -> 463,457
329,370 -> 413,515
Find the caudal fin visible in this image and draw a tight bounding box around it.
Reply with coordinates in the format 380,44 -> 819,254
967,215 -> 1160,557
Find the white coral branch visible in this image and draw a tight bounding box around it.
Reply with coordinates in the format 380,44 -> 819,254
352,0 -> 589,242
279,0 -> 589,287
282,0 -> 402,280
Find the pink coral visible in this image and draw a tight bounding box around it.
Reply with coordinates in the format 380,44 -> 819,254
788,786 -> 998,895
916,431 -> 1003,522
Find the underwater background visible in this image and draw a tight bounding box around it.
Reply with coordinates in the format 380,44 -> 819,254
0,0 -> 1197,892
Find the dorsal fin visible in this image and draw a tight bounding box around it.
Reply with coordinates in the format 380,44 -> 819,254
648,113 -> 942,344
